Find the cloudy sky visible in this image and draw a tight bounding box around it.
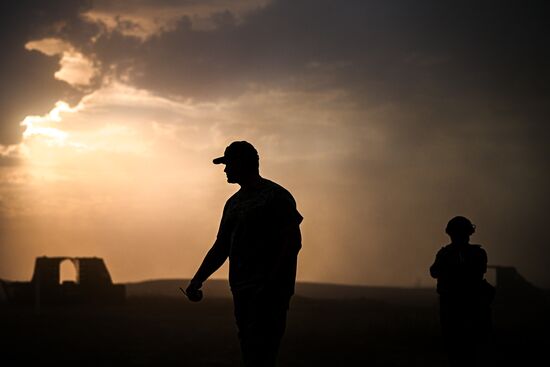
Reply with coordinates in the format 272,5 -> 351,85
1,0 -> 549,288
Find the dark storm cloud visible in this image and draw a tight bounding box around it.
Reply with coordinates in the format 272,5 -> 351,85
0,0 -> 93,145
91,0 -> 549,104
4,0 -> 547,144
90,0 -> 550,162
91,0 -> 550,169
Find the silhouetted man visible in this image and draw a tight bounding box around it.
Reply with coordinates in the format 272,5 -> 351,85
185,141 -> 303,367
430,216 -> 494,367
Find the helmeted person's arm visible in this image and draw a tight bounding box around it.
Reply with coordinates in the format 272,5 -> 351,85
473,245 -> 488,279
479,247 -> 488,275
430,248 -> 446,279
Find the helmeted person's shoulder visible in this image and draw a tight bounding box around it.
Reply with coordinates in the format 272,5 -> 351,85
468,244 -> 487,254
438,244 -> 453,252
468,243 -> 485,250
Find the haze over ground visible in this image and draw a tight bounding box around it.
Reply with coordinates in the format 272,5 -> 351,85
1,1 -> 549,288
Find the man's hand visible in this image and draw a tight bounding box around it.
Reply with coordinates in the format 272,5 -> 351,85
182,280 -> 203,302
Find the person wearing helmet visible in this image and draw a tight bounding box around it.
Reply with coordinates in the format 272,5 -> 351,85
430,216 -> 494,367
184,141 -> 303,367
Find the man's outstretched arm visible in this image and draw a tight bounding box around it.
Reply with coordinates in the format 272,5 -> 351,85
191,237 -> 229,288
190,238 -> 229,287
185,233 -> 229,302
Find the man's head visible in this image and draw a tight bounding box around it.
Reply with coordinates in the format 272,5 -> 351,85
445,216 -> 476,243
213,141 -> 260,184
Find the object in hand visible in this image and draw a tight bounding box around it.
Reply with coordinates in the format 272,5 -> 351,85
180,286 -> 203,302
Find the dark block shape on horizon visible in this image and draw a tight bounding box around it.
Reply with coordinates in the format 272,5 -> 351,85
3,256 -> 125,305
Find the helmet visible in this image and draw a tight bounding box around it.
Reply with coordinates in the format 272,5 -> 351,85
445,216 -> 476,236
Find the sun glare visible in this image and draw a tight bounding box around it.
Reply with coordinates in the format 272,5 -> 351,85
20,101 -> 76,143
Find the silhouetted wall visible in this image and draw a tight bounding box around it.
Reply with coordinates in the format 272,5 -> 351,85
6,256 -> 125,305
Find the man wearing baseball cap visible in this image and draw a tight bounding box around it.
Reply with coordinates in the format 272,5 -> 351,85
185,141 -> 303,367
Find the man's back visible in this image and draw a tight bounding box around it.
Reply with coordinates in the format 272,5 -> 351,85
220,178 -> 303,294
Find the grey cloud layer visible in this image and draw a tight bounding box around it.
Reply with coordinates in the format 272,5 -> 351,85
56,0 -> 550,161
2,1 -> 549,143
91,0 -> 549,105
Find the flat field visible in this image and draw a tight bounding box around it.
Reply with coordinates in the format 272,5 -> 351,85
1,281 -> 548,366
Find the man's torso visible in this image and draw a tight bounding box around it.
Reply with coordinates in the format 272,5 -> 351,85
220,178 -> 302,293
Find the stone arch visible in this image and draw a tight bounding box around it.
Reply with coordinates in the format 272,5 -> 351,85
59,258 -> 78,284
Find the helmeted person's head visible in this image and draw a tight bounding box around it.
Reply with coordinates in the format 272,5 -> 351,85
445,216 -> 476,244
213,141 -> 260,184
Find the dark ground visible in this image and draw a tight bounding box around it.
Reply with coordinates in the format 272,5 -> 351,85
1,281 -> 549,366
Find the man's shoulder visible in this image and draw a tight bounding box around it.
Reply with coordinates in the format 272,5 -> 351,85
224,189 -> 242,209
223,179 -> 297,211
262,179 -> 295,200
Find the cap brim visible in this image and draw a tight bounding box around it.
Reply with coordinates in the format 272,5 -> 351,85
212,156 -> 226,164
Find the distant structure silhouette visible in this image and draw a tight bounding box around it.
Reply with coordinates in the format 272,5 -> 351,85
185,141 -> 303,367
430,216 -> 494,367
487,265 -> 540,295
2,256 -> 125,306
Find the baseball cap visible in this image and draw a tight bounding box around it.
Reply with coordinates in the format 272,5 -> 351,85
213,141 -> 259,165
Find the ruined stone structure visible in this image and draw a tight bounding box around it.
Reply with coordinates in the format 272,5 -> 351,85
2,256 -> 125,305
487,265 -> 549,309
488,265 -> 539,293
